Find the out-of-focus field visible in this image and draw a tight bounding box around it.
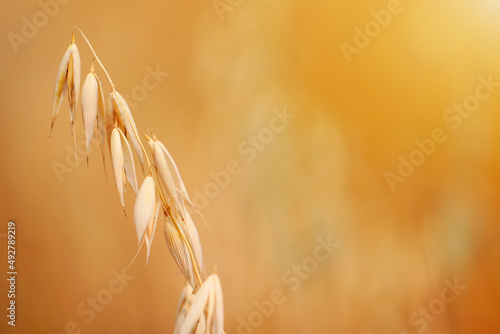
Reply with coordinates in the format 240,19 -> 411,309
1,0 -> 499,333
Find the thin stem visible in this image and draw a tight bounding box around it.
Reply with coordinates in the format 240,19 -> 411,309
73,26 -> 115,90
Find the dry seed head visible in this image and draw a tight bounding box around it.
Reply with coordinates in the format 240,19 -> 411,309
51,41 -> 81,136
109,90 -> 144,167
134,176 -> 156,245
50,29 -> 224,334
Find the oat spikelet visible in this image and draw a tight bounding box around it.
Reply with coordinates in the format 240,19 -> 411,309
156,139 -> 195,209
50,36 -> 80,137
81,67 -> 99,163
134,176 -> 156,245
147,133 -> 196,220
110,126 -> 139,213
80,62 -> 107,175
152,139 -> 184,217
146,133 -> 208,227
51,46 -> 71,134
164,216 -> 196,288
109,90 -> 144,168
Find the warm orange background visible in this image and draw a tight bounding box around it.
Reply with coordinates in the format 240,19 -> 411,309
1,0 -> 500,333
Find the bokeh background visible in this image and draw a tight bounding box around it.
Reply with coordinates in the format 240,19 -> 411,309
1,0 -> 500,333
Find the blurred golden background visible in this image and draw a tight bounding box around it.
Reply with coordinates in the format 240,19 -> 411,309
1,0 -> 500,333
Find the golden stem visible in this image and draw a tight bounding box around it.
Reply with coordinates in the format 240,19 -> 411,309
73,26 -> 115,90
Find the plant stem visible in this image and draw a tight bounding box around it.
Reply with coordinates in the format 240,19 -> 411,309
73,26 -> 115,90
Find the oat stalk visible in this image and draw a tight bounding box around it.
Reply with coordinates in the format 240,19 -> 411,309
50,28 -> 224,333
